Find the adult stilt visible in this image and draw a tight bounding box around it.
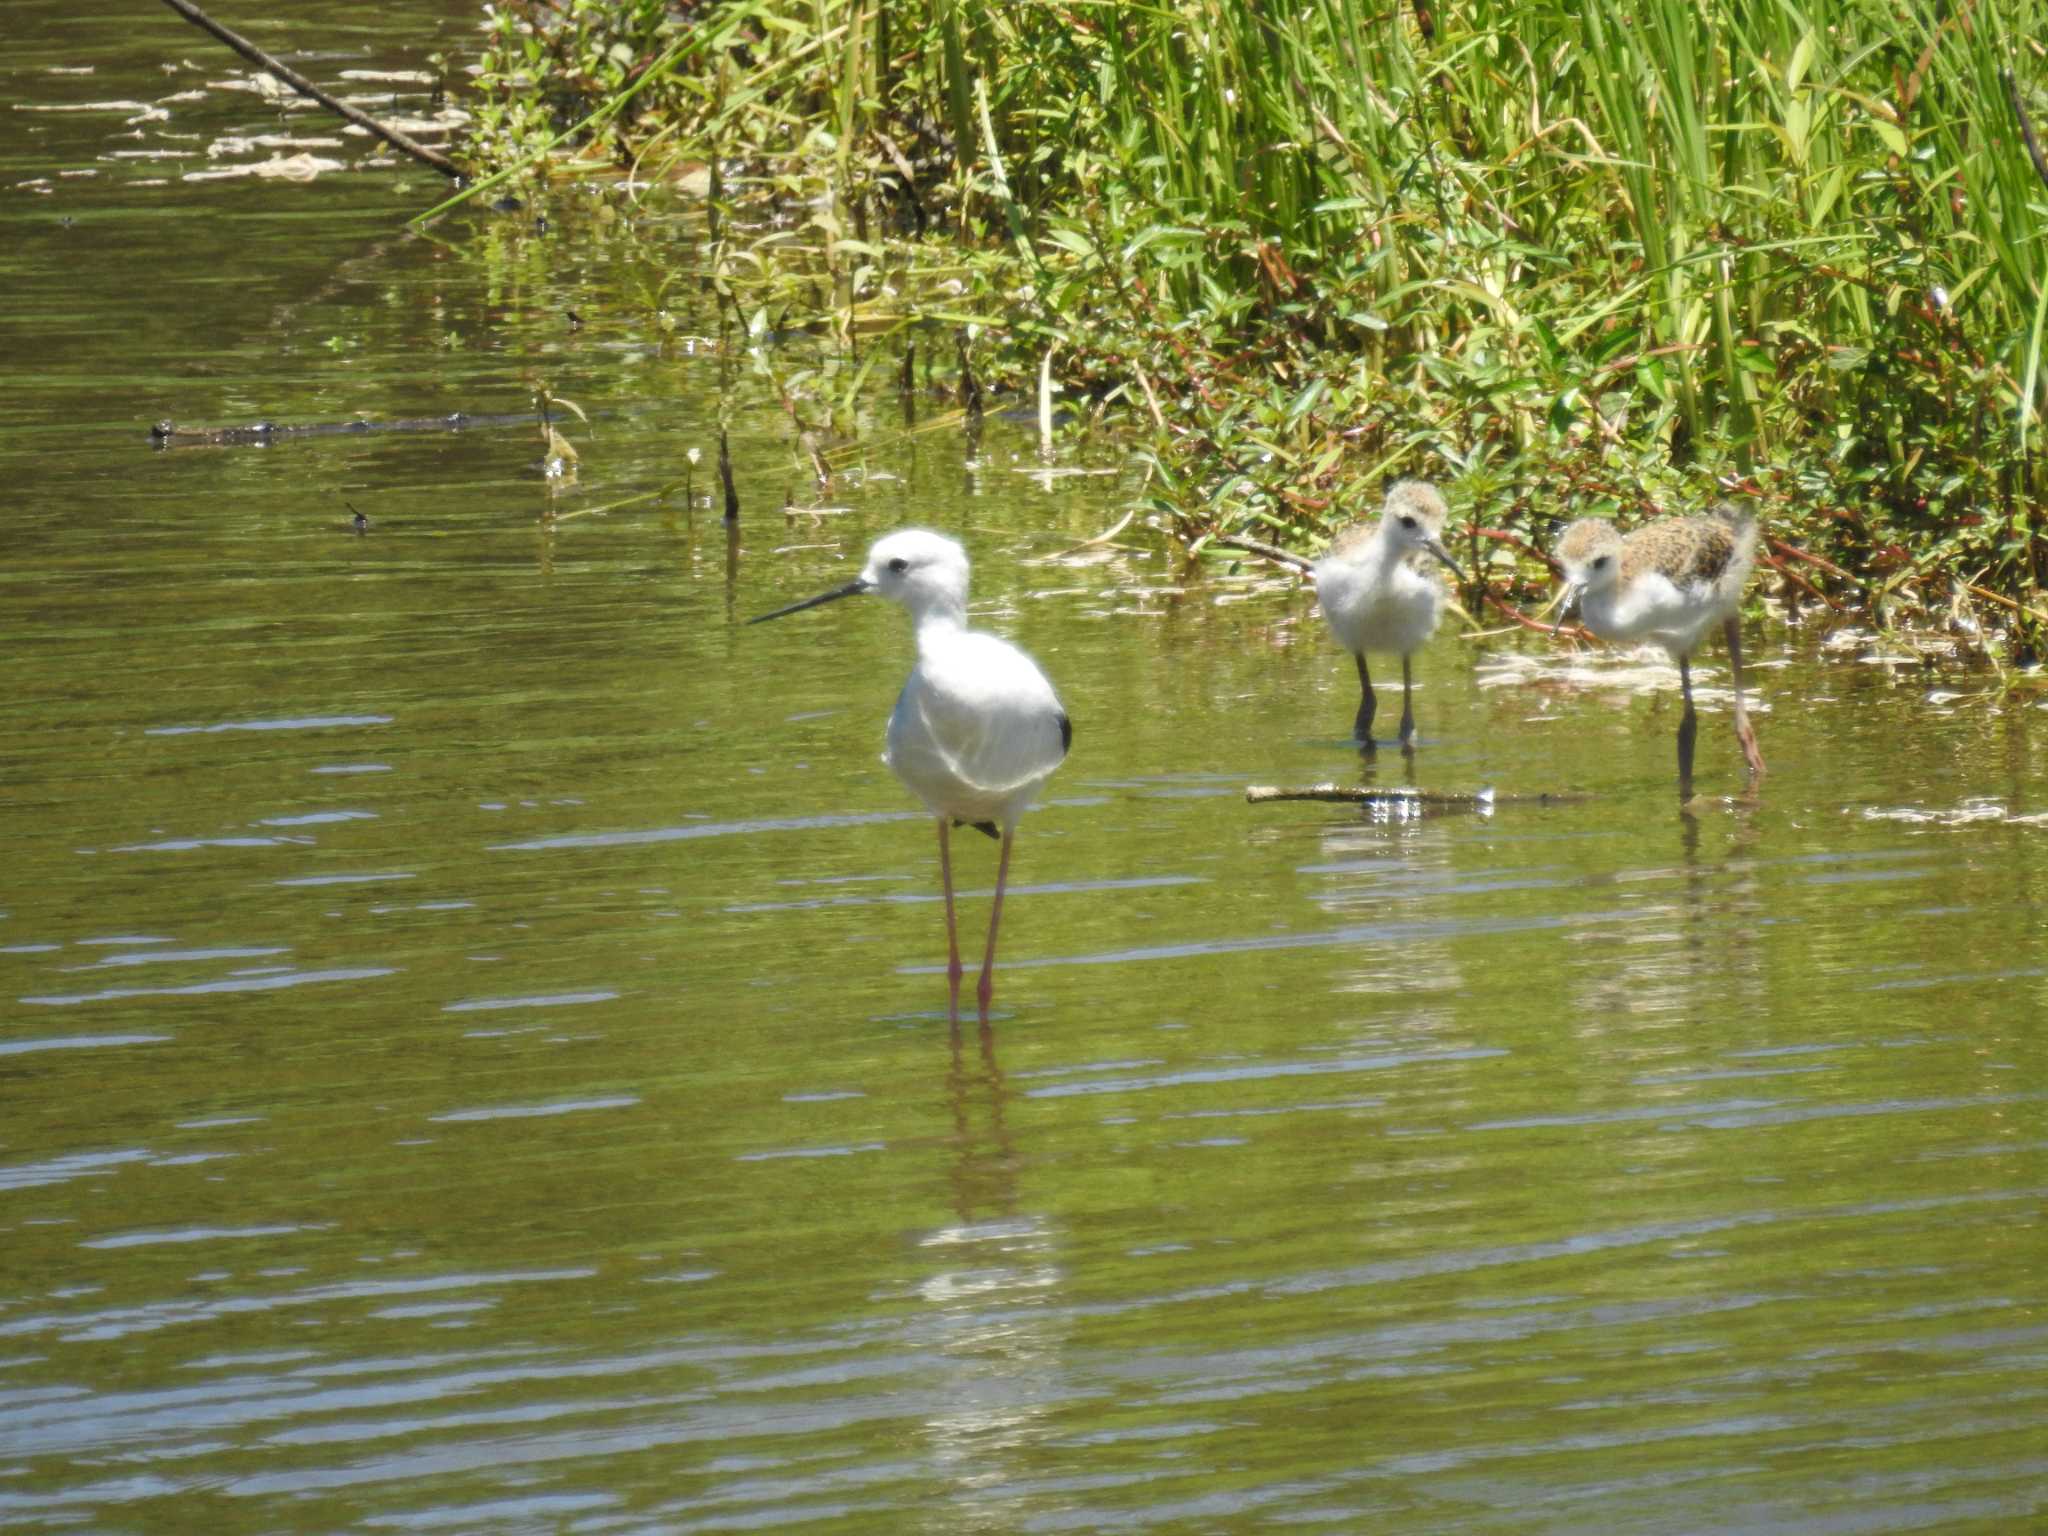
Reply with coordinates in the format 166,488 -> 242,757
749,530 -> 1069,1023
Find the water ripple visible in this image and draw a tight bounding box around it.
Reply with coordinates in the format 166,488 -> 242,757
1024,1048 -> 1503,1099
727,874 -> 1203,913
491,810 -> 926,852
80,1224 -> 325,1251
441,992 -> 620,1013
429,1097 -> 641,1124
0,1033 -> 170,1057
0,1148 -> 153,1191
928,908 -> 1630,971
0,1268 -> 600,1345
21,967 -> 395,1007
146,715 -> 394,737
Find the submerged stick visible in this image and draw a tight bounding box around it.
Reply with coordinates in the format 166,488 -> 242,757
150,411 -> 536,448
719,428 -> 740,521
156,0 -> 462,179
1037,346 -> 1056,457
958,333 -> 983,419
1244,784 -> 1586,808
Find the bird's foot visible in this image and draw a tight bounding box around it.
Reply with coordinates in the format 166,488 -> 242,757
1737,724 -> 1766,782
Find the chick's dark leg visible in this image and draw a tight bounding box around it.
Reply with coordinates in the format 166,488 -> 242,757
1398,654 -> 1417,746
1353,653 -> 1376,745
1677,655 -> 1698,800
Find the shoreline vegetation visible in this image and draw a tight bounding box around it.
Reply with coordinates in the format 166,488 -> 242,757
457,0 -> 2048,655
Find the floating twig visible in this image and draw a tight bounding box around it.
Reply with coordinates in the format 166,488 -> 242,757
1245,783 -> 1585,808
149,411 -> 537,449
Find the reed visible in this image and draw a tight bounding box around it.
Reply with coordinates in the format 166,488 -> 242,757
469,0 -> 2048,621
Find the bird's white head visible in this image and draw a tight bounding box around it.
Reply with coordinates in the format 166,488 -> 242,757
1379,480 -> 1465,578
748,527 -> 971,630
1553,517 -> 1625,626
859,529 -> 970,625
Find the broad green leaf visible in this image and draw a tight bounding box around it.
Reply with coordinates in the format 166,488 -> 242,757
1788,30 -> 1816,95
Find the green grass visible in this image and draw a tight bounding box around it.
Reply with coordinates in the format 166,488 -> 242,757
463,0 -> 2048,638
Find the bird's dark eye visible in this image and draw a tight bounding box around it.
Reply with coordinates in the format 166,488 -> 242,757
1399,515 -> 1418,530
1592,555 -> 1609,570
887,556 -> 909,574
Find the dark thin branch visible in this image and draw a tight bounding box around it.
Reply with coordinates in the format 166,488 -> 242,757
1472,524 -> 1561,575
1203,534 -> 1313,573
2005,67 -> 2048,197
1481,588 -> 1592,640
1766,534 -> 1857,584
1760,552 -> 1844,611
157,0 -> 463,180
957,332 -> 984,418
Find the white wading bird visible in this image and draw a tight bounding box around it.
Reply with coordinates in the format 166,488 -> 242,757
1314,480 -> 1466,747
752,530 -> 1070,1023
1553,504 -> 1766,797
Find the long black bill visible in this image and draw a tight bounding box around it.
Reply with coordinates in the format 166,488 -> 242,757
747,578 -> 871,624
1553,583 -> 1582,637
1425,537 -> 1467,583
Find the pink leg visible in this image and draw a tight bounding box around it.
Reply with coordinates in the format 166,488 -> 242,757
975,828 -> 1015,1021
1724,617 -> 1766,782
937,818 -> 962,1024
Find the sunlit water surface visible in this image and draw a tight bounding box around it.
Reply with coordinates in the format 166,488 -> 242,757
4,6 -> 2047,1532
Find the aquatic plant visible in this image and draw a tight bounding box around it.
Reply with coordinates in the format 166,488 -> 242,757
463,0 -> 2048,641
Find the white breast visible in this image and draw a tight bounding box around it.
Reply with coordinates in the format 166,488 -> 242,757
884,629 -> 1067,827
1584,572 -> 1734,656
1316,554 -> 1444,657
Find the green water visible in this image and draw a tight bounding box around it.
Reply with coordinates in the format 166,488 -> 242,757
4,6 -> 2047,1532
